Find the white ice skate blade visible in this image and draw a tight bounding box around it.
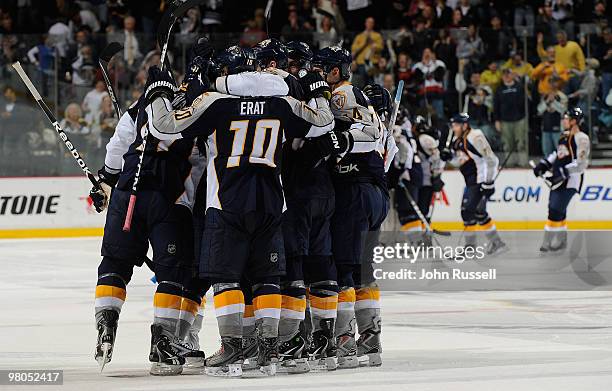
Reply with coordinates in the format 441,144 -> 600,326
205,363 -> 242,377
337,355 -> 359,369
149,363 -> 183,376
358,352 -> 382,367
310,356 -> 337,371
96,343 -> 112,373
279,358 -> 310,374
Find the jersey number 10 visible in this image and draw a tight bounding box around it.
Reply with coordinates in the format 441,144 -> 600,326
226,119 -> 281,168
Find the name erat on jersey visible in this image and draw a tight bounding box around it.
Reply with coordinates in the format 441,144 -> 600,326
146,91 -> 334,216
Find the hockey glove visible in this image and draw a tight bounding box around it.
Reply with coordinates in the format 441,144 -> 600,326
431,175 -> 445,192
439,148 -> 453,162
145,66 -> 176,103
479,182 -> 495,198
90,167 -> 119,213
532,158 -> 552,177
549,166 -> 567,189
299,71 -> 331,101
314,131 -> 353,157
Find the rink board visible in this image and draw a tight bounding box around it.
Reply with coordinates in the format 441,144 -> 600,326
1,169 -> 612,238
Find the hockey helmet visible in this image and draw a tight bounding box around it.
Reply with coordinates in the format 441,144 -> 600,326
215,46 -> 257,75
311,46 -> 352,80
253,38 -> 288,69
564,107 -> 584,123
285,41 -> 313,70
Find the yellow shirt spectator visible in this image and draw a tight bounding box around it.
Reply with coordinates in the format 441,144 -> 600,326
532,61 -> 570,95
480,63 -> 502,92
502,58 -> 533,78
537,32 -> 585,71
351,17 -> 384,65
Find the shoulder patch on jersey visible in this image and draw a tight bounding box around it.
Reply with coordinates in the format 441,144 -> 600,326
331,92 -> 347,110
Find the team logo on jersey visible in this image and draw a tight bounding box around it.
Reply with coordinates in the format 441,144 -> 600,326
167,244 -> 176,254
270,253 -> 278,263
298,69 -> 307,78
331,93 -> 346,110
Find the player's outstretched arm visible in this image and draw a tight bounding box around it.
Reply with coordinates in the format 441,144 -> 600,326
564,132 -> 590,175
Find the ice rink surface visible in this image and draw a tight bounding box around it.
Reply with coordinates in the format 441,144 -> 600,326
1,238 -> 611,391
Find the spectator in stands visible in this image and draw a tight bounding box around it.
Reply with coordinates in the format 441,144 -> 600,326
59,103 -> 93,174
411,17 -> 435,60
82,80 -> 108,125
371,56 -> 392,86
448,8 -> 465,28
27,35 -> 56,96
433,28 -> 457,80
501,51 -> 533,78
281,7 -> 312,43
0,12 -> 14,34
514,1 -> 534,31
412,47 -> 446,119
484,15 -> 515,63
115,15 -> 142,72
71,45 -> 96,91
47,17 -> 72,58
568,58 -> 600,126
538,30 -> 585,73
314,14 -> 339,49
463,72 -> 498,149
456,23 -> 484,77
433,0 -> 452,29
494,69 -> 528,167
599,28 -> 611,101
537,82 -> 568,156
0,85 -> 32,175
239,8 -> 267,47
480,60 -> 502,92
383,73 -> 396,96
536,1 -> 561,47
532,45 -> 570,95
25,120 -> 61,176
351,16 -> 384,86
550,0 -> 575,39
457,0 -> 478,25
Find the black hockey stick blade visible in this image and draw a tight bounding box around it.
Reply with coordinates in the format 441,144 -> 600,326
100,42 -> 123,63
433,228 -> 452,237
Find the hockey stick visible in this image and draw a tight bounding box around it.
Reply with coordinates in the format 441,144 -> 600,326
123,0 -> 206,232
388,79 -> 404,130
398,181 -> 451,237
99,42 -> 124,118
12,62 -> 99,189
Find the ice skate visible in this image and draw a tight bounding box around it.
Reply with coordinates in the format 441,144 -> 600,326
336,333 -> 359,369
149,324 -> 185,376
257,335 -> 279,376
148,337 -> 205,369
549,231 -> 567,252
94,309 -> 119,372
205,337 -> 243,377
308,321 -> 337,371
278,333 -> 310,374
357,329 -> 382,367
485,237 -> 508,256
539,230 -> 554,253
241,336 -> 258,370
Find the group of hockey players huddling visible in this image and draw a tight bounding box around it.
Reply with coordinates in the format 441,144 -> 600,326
88,36 -> 590,378
90,38 -> 393,377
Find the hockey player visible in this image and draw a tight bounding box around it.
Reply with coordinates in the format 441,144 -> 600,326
532,107 -> 590,252
285,40 -> 314,77
89,45 -> 209,375
446,113 -> 506,254
412,116 -> 445,245
144,57 -> 335,376
306,47 -> 391,368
